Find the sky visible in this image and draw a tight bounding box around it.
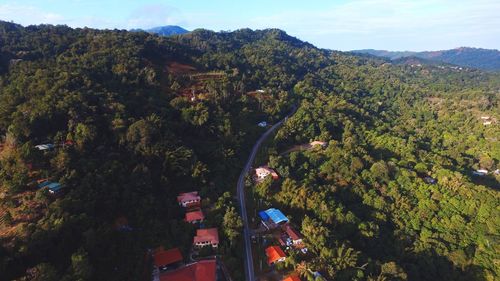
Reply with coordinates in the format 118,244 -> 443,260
1,0 -> 499,51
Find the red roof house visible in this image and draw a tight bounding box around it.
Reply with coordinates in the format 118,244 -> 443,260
265,246 -> 286,265
160,259 -> 216,281
185,210 -> 205,224
283,274 -> 302,281
177,192 -> 201,207
285,225 -> 303,245
193,228 -> 219,248
153,247 -> 183,269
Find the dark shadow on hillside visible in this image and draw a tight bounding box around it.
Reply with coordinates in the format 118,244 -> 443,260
276,185 -> 488,281
337,187 -> 487,281
468,175 -> 500,191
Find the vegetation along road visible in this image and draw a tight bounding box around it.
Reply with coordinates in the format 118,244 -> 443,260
236,106 -> 296,281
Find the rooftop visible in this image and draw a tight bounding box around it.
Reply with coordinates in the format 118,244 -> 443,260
154,247 -> 183,267
265,245 -> 286,265
159,259 -> 216,281
285,225 -> 302,241
310,141 -> 327,147
259,208 -> 289,224
35,143 -> 55,150
185,210 -> 205,222
38,181 -> 51,188
177,192 -> 200,203
256,166 -> 272,174
283,274 -> 301,281
194,228 -> 219,244
46,182 -> 63,192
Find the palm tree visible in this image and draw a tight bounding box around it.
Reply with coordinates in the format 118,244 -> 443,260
295,261 -> 309,277
367,273 -> 387,281
327,243 -> 359,276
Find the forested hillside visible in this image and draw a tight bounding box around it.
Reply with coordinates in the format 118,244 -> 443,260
353,48 -> 500,71
259,57 -> 500,281
0,21 -> 499,281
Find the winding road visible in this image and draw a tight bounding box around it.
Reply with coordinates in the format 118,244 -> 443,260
237,107 -> 296,281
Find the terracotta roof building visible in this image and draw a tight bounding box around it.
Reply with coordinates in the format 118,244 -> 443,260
177,192 -> 201,207
283,274 -> 302,281
153,247 -> 183,270
160,259 -> 216,281
265,245 -> 286,265
185,210 -> 205,224
193,228 -> 219,248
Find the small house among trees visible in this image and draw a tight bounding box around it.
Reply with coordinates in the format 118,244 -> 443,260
35,143 -> 55,151
284,225 -> 303,246
265,245 -> 286,265
255,166 -> 279,181
153,247 -> 183,271
259,208 -> 289,229
193,228 -> 219,248
309,141 -> 327,147
177,192 -> 201,208
185,210 -> 205,224
38,180 -> 63,194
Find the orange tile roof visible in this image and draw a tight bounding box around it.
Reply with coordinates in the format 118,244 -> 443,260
193,228 -> 219,244
177,192 -> 200,203
265,245 -> 286,265
160,259 -> 216,281
153,248 -> 183,267
185,210 -> 205,222
283,274 -> 302,281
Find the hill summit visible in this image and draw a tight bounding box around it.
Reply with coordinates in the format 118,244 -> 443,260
131,25 -> 189,36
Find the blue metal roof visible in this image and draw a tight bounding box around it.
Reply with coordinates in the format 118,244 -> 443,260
47,182 -> 63,192
264,208 -> 288,224
38,181 -> 51,188
259,211 -> 269,221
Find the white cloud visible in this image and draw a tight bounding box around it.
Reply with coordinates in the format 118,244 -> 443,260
125,4 -> 185,29
0,4 -> 66,25
248,0 -> 500,50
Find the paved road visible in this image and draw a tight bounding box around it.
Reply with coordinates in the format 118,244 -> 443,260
237,107 -> 296,281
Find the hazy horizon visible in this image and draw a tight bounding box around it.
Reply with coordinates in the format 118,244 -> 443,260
1,0 -> 499,52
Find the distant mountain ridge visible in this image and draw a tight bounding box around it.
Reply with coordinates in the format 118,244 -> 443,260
131,25 -> 189,36
352,47 -> 500,71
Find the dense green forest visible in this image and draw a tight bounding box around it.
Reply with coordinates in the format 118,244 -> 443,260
0,21 -> 499,281
259,51 -> 500,280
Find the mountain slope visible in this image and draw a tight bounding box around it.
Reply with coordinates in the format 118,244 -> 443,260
131,25 -> 189,36
147,25 -> 189,36
353,47 -> 500,71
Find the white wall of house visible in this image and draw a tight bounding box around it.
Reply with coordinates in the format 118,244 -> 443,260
180,199 -> 200,207
194,241 -> 218,248
256,169 -> 271,179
